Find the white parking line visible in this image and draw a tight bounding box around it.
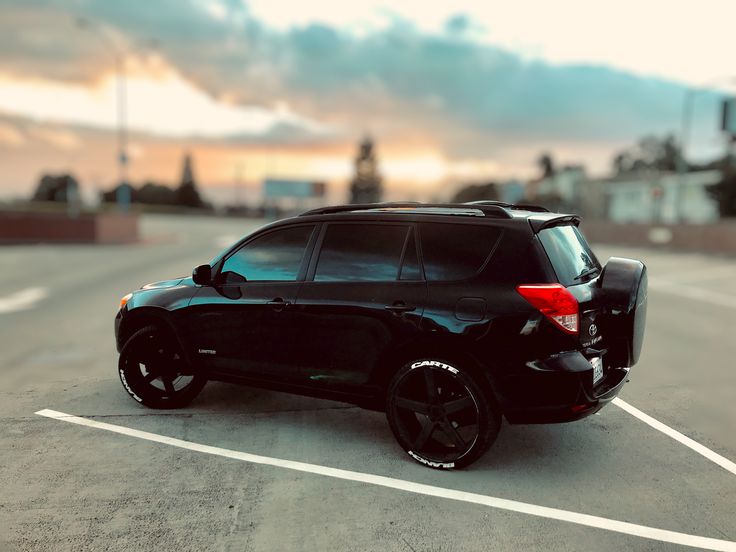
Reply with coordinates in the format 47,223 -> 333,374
0,287 -> 48,314
36,409 -> 736,552
612,398 -> 736,477
649,278 -> 736,309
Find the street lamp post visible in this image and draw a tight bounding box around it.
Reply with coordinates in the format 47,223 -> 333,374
75,17 -> 157,214
113,52 -> 130,213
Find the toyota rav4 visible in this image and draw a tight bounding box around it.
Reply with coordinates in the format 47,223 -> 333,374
115,201 -> 647,469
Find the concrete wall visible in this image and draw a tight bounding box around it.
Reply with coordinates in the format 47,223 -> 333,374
580,219 -> 736,254
0,211 -> 139,244
94,213 -> 139,244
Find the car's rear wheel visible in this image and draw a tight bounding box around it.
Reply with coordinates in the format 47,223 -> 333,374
386,359 -> 501,469
118,325 -> 206,409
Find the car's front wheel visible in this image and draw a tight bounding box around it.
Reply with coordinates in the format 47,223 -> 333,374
386,359 -> 501,469
118,325 -> 206,409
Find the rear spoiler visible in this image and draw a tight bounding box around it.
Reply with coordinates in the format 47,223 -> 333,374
528,214 -> 581,233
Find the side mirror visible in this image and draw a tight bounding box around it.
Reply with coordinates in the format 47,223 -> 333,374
192,264 -> 212,286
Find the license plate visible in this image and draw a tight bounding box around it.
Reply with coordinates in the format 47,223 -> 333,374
591,357 -> 603,385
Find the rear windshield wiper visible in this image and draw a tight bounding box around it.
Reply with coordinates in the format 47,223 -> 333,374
573,267 -> 600,282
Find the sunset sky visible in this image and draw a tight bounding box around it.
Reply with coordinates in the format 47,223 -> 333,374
1,0 -> 734,203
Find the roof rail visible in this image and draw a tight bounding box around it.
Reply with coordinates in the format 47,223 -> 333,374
465,200 -> 550,213
300,202 -> 419,216
299,202 -> 512,218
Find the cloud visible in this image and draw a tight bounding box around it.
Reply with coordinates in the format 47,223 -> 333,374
0,121 -> 25,147
0,1 -> 722,170
0,64 -> 332,139
259,19 -> 697,160
28,127 -> 82,151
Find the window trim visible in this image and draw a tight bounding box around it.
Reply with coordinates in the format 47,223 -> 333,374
398,226 -> 425,281
215,223 -> 318,285
306,221 -> 415,283
416,222 -> 504,283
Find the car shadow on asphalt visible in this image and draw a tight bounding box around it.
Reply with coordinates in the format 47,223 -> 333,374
182,382 -> 618,480
47,376 -> 678,508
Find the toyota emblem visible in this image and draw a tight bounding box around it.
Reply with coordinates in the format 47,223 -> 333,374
589,324 -> 598,337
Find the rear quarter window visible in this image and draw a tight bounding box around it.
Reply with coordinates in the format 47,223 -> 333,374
419,222 -> 501,281
538,225 -> 600,286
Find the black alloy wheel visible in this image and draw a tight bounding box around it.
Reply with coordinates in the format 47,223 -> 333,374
386,359 -> 500,469
118,325 -> 206,409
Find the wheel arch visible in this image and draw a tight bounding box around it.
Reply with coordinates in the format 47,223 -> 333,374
118,307 -> 191,363
369,336 -> 501,407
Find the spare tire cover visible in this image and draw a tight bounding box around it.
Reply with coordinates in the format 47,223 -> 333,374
600,257 -> 647,367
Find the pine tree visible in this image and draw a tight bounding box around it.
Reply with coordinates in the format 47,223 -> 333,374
177,153 -> 204,208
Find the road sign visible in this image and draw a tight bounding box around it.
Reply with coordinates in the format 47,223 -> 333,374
264,179 -> 326,199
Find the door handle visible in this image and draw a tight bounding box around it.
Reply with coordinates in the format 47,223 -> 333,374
385,302 -> 416,314
267,298 -> 291,310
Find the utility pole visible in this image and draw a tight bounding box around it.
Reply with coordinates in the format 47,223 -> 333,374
677,77 -> 736,222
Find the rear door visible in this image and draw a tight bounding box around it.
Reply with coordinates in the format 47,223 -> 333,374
291,222 -> 427,392
537,223 -> 606,351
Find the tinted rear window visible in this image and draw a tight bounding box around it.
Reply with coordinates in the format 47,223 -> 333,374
419,223 -> 501,281
538,225 -> 600,286
315,224 -> 408,282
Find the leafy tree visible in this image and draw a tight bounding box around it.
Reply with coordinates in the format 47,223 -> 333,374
451,182 -> 499,203
138,182 -> 177,205
612,134 -> 683,175
31,174 -> 79,203
537,153 -> 555,178
707,157 -> 736,217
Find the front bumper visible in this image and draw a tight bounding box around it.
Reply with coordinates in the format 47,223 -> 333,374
114,308 -> 124,352
502,350 -> 630,424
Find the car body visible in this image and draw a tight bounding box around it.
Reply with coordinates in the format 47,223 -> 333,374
115,201 -> 647,468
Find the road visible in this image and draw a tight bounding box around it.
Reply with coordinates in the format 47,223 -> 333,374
1,214 -> 735,551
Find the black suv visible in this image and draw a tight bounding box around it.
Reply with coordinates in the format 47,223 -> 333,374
115,202 -> 647,469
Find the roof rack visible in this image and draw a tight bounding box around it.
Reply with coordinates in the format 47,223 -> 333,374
465,200 -> 550,213
299,202 -> 512,218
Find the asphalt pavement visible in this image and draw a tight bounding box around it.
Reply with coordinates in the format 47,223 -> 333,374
1,214 -> 735,551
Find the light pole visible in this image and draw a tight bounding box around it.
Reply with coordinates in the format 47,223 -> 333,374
676,76 -> 736,222
75,17 -> 158,214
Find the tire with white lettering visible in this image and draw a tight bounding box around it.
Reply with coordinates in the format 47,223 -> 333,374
118,325 -> 206,409
386,359 -> 501,469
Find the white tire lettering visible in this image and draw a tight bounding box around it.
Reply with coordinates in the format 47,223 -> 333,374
410,360 -> 459,374
119,369 -> 144,403
408,451 -> 455,469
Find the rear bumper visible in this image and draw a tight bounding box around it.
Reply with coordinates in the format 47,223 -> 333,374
501,350 -> 630,424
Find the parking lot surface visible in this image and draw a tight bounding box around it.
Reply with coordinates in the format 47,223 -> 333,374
1,215 -> 735,551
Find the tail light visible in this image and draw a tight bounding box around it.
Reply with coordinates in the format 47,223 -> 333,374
516,284 -> 579,335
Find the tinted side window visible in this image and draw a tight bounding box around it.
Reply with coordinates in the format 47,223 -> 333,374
419,223 -> 501,281
314,224 -> 408,282
221,225 -> 314,282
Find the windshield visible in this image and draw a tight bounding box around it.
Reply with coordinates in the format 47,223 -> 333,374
538,225 -> 601,286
